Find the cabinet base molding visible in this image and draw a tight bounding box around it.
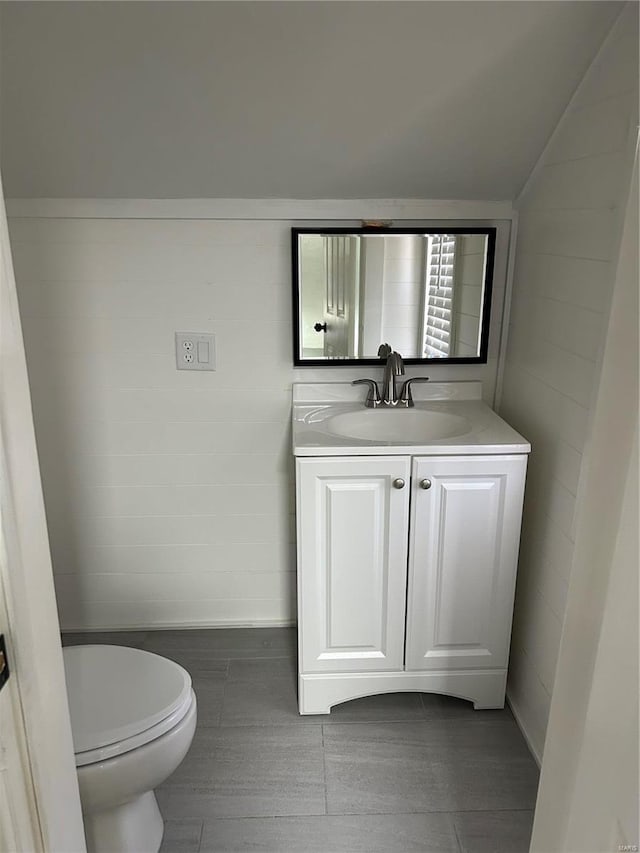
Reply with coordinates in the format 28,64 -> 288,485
299,669 -> 508,714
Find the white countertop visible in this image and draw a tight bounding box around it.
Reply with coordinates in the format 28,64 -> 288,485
292,381 -> 531,457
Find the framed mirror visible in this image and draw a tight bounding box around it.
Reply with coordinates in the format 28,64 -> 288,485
292,227 -> 496,366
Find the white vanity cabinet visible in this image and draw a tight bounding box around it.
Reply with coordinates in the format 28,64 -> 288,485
296,452 -> 527,714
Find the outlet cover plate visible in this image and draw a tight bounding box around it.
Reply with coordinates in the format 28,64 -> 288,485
175,332 -> 216,371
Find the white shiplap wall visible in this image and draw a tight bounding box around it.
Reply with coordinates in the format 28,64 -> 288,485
9,207 -> 511,630
499,4 -> 638,761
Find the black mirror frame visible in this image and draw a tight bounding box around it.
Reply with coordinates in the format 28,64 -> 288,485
292,226 -> 496,367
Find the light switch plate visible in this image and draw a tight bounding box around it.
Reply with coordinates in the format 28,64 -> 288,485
175,332 -> 216,371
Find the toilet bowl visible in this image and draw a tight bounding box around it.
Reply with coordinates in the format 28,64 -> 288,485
63,645 -> 197,853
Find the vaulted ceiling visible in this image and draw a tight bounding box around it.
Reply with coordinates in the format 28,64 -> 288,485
0,1 -> 622,199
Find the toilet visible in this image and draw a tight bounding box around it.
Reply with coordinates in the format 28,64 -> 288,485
63,645 -> 197,853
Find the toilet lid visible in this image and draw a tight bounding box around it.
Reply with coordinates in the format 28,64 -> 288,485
63,645 -> 192,755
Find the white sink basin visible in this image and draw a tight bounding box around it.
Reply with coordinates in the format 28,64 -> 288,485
293,382 -> 532,456
325,408 -> 472,443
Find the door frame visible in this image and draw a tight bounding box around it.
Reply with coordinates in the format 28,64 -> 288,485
0,174 -> 86,851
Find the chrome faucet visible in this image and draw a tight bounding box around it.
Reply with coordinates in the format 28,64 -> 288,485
353,344 -> 430,408
378,343 -> 405,406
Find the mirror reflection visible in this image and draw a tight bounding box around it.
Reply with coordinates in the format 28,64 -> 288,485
293,228 -> 495,365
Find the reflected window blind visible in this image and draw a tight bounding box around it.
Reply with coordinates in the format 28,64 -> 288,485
422,235 -> 456,357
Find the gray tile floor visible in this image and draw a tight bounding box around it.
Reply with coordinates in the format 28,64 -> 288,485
63,628 -> 539,853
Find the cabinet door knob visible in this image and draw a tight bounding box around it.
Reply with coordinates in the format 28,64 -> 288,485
419,478 -> 432,490
393,478 -> 405,490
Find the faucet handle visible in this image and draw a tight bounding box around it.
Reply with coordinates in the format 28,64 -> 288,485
399,377 -> 430,407
352,378 -> 381,408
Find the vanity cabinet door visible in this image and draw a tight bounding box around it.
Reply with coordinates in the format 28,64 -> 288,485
297,456 -> 411,673
405,455 -> 526,672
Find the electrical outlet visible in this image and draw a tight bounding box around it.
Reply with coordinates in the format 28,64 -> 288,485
175,332 -> 216,371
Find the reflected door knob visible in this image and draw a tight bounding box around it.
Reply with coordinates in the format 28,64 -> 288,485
420,478 -> 432,490
314,322 -> 327,332
393,478 -> 405,489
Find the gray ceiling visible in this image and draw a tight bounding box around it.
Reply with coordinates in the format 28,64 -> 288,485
0,1 -> 622,200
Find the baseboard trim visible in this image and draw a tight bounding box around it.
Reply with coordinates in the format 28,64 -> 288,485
60,619 -> 297,633
506,689 -> 543,768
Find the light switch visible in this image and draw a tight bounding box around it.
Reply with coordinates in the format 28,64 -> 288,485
175,332 -> 216,371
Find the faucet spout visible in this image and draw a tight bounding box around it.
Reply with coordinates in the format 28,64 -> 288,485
380,349 -> 405,405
